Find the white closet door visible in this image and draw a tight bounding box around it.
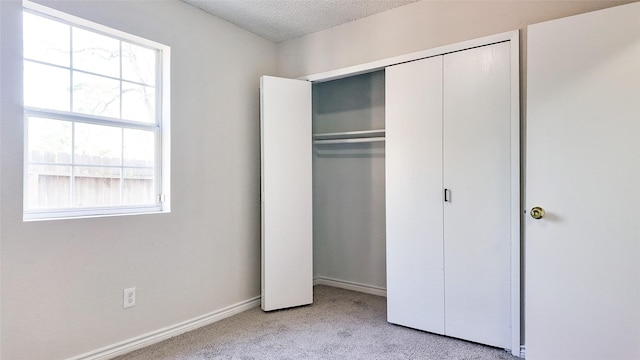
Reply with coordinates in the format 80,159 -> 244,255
526,3 -> 640,359
386,56 -> 445,334
442,42 -> 512,349
260,76 -> 313,311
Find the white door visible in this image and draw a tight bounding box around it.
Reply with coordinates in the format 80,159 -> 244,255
526,3 -> 640,359
260,76 -> 313,311
443,42 -> 512,349
386,40 -> 517,350
386,55 -> 445,334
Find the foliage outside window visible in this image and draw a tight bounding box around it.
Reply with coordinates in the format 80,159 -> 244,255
23,3 -> 170,220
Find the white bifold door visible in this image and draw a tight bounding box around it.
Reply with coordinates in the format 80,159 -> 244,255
260,76 -> 313,311
386,41 -> 517,350
526,3 -> 640,359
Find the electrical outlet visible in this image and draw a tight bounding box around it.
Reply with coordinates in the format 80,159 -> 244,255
123,287 -> 136,309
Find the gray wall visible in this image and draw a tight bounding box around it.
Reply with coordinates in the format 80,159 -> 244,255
0,1 -> 277,359
312,72 -> 386,290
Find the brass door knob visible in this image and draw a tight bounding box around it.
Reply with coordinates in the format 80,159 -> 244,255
530,207 -> 545,219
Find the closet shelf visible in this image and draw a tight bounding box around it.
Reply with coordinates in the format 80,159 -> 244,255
313,129 -> 385,144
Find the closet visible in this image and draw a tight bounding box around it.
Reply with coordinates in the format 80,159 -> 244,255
312,72 -> 386,292
261,31 -> 519,355
261,73 -> 386,312
386,41 -> 515,349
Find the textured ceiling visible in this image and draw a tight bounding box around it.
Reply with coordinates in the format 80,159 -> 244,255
182,0 -> 420,43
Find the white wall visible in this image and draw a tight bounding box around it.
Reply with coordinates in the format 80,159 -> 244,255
2,1 -> 638,359
0,1 -> 277,359
278,0 -> 636,78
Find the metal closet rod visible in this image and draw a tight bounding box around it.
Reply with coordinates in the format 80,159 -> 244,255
313,137 -> 385,145
312,129 -> 386,144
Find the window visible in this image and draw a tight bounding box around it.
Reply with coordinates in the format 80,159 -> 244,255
22,2 -> 170,220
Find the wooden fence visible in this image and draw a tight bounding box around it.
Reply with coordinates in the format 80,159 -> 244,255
26,151 -> 155,209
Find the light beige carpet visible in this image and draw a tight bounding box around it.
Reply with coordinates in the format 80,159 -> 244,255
114,285 -> 518,359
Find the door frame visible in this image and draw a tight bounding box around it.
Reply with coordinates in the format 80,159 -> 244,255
297,30 -> 521,356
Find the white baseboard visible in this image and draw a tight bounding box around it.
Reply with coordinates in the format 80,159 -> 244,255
67,296 -> 261,360
314,277 -> 386,297
519,345 -> 526,358
67,280 -> 384,360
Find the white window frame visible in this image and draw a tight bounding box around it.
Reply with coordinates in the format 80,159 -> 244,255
22,0 -> 171,221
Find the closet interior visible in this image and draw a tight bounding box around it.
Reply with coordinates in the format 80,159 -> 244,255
312,71 -> 386,291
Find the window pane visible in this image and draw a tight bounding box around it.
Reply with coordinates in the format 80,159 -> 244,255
22,6 -> 166,219
123,168 -> 155,205
123,129 -> 155,167
74,166 -> 121,207
24,61 -> 70,111
74,123 -> 122,166
122,42 -> 155,85
26,164 -> 71,209
122,82 -> 155,123
72,27 -> 120,78
27,117 -> 72,164
23,12 -> 70,67
72,71 -> 120,118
